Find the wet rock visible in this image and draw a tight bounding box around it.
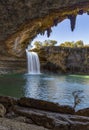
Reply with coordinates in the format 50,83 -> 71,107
0,104 -> 6,117
18,97 -> 75,114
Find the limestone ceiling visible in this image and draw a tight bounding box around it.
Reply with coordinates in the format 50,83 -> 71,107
0,0 -> 89,57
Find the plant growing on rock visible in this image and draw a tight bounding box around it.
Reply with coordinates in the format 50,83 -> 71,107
72,90 -> 84,109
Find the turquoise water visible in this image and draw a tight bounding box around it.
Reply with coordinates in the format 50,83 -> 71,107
0,73 -> 89,110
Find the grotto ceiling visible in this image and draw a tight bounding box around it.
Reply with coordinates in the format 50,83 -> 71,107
0,0 -> 89,57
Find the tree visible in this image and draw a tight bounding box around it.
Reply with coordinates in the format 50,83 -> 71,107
34,41 -> 42,48
42,40 -> 57,47
60,43 -> 65,47
42,40 -> 49,46
60,41 -> 74,47
74,40 -> 84,47
49,40 -> 57,46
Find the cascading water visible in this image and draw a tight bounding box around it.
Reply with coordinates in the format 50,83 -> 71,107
26,49 -> 40,74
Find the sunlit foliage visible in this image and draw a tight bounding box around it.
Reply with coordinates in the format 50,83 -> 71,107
34,40 -> 57,48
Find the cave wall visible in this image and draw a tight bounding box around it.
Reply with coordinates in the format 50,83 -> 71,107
0,0 -> 89,73
0,0 -> 89,57
36,46 -> 89,74
0,0 -> 88,41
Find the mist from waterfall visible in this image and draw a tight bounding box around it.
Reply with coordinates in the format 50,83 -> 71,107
26,49 -> 40,74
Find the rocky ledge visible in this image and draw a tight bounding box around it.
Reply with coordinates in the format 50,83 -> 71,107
0,96 -> 89,130
33,46 -> 89,74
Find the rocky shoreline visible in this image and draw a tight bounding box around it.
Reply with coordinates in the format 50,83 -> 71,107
0,96 -> 89,130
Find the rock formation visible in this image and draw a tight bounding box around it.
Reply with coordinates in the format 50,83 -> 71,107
0,0 -> 89,57
0,96 -> 89,130
33,46 -> 89,74
0,0 -> 89,73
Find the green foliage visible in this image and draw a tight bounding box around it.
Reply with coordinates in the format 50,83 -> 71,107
75,40 -> 84,47
60,41 -> 74,47
34,40 -> 88,49
60,40 -> 85,48
43,40 -> 57,46
34,41 -> 42,48
34,40 -> 57,48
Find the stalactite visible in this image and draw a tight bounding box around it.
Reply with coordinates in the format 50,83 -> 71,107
78,10 -> 83,15
68,15 -> 77,31
46,28 -> 52,37
53,18 -> 59,26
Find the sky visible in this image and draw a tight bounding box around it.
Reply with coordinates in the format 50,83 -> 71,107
32,13 -> 89,45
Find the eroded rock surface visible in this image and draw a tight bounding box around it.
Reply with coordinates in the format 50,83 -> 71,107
0,96 -> 89,130
0,0 -> 89,74
34,46 -> 89,74
0,0 -> 89,57
0,118 -> 48,130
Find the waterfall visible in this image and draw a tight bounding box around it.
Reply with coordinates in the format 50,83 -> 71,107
26,49 -> 40,74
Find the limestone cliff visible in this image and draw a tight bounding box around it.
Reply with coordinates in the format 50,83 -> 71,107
35,46 -> 89,74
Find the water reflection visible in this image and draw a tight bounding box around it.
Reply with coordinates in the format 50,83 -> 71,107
0,73 -> 89,110
0,74 -> 25,98
24,75 -> 41,98
24,74 -> 66,101
24,74 -> 89,110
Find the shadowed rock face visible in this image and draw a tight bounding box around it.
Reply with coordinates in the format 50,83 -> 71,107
0,0 -> 89,57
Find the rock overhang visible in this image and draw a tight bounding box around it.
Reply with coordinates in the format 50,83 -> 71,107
0,0 -> 89,57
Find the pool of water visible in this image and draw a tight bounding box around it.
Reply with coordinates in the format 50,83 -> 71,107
0,73 -> 89,110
